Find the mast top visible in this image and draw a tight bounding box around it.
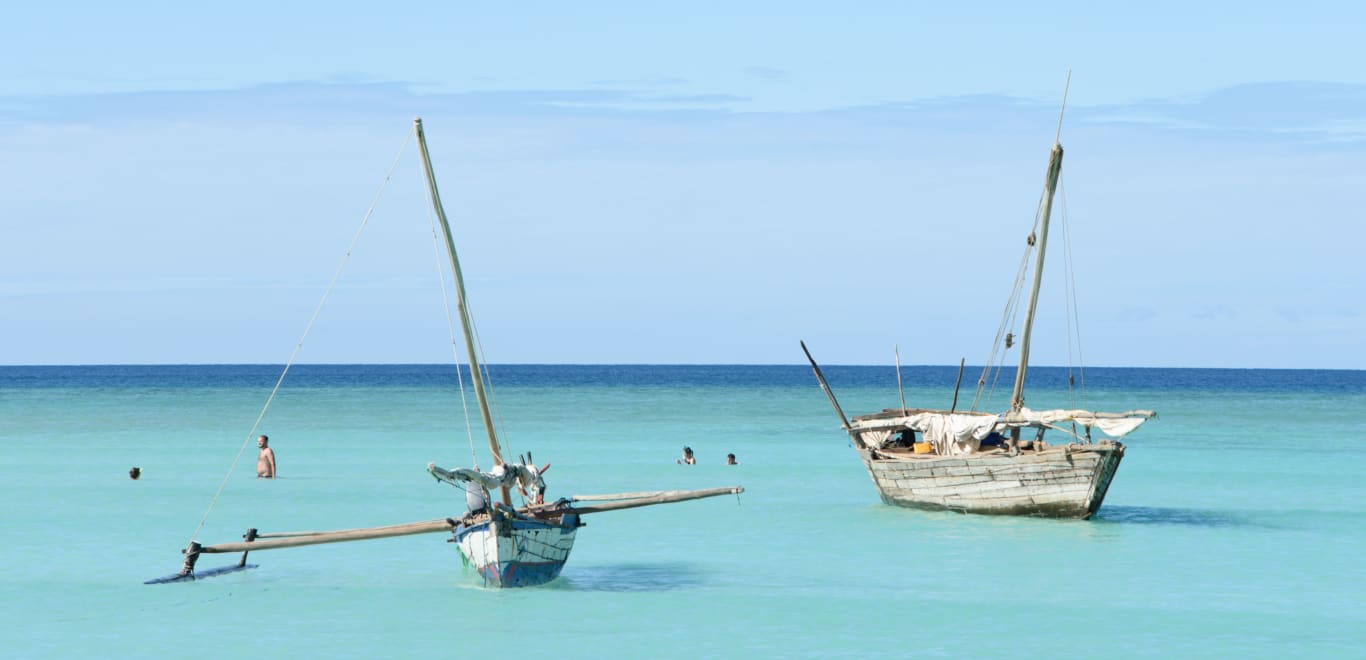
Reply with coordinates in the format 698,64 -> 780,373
1053,70 -> 1071,146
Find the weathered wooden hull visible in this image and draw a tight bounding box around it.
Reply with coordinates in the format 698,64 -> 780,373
453,513 -> 580,587
857,442 -> 1124,519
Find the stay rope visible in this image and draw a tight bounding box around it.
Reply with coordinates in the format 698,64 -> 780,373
424,205 -> 481,472
1057,179 -> 1088,410
185,131 -> 414,546
972,73 -> 1078,414
472,319 -> 518,467
457,273 -> 528,506
419,160 -> 520,501
971,187 -> 1045,412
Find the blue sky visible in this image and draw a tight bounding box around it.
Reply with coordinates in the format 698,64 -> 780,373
3,2 -> 1364,368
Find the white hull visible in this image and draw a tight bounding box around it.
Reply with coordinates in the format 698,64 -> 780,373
858,442 -> 1124,519
454,513 -> 580,587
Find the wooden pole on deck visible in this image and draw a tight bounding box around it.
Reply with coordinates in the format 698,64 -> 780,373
950,358 -> 966,413
894,344 -> 907,413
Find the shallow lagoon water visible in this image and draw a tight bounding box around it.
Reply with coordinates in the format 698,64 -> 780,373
3,365 -> 1363,658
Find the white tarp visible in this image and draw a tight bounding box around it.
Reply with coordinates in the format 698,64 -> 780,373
905,412 -> 1000,455
854,407 -> 1154,454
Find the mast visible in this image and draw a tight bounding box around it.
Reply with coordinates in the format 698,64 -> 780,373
1010,76 -> 1072,414
1009,141 -> 1064,413
414,117 -> 511,504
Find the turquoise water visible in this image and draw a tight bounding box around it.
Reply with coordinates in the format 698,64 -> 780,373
3,365 -> 1363,658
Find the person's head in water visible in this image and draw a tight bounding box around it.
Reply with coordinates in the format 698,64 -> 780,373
679,446 -> 695,465
726,453 -> 737,465
129,466 -> 141,480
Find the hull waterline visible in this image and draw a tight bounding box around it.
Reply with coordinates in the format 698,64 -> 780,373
453,514 -> 580,587
858,443 -> 1124,519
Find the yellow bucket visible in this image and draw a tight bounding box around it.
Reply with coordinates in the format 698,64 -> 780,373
913,442 -> 933,454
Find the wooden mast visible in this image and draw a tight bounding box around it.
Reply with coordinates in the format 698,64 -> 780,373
1009,142 -> 1063,413
414,117 -> 511,505
1010,76 -> 1071,415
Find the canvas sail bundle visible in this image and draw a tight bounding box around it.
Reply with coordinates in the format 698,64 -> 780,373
851,408 -> 1155,455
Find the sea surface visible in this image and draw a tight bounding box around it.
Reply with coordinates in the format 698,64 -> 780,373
2,364 -> 1363,658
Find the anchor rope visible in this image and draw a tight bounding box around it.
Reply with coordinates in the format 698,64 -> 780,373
185,131 -> 413,546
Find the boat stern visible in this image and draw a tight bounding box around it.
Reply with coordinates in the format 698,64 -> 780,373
453,513 -> 580,588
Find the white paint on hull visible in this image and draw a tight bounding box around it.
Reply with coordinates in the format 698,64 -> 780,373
456,516 -> 578,587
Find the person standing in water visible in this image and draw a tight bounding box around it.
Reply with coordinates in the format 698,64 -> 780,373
677,446 -> 695,465
257,435 -> 276,479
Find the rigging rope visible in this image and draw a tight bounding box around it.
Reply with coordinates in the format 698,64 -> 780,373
470,308 -> 522,483
1057,178 -> 1088,410
418,155 -> 521,505
185,131 -> 415,546
972,75 -> 1080,415
425,205 -> 482,472
971,184 -> 1046,412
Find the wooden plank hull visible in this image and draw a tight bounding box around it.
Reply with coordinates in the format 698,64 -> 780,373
857,442 -> 1124,519
453,513 -> 580,587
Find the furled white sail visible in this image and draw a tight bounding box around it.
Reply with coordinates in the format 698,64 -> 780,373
852,408 -> 1155,454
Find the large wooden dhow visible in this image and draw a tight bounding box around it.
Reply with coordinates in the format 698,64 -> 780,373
803,80 -> 1154,519
837,406 -> 1150,518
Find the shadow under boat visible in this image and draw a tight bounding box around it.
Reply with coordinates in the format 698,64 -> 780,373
552,562 -> 704,592
1090,505 -> 1245,528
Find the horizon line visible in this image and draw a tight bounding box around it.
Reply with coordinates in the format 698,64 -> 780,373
2,362 -> 1361,372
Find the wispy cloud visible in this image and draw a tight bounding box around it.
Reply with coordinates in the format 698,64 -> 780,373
1086,82 -> 1366,142
0,82 -> 753,123
6,80 -> 1366,145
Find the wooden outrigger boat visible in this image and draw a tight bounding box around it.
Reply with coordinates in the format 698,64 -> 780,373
150,118 -> 741,587
803,80 -> 1154,519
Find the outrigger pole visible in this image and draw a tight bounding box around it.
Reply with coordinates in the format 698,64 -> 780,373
146,518 -> 463,584
145,489 -> 746,584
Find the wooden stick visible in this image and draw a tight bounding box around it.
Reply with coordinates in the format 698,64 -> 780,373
568,490 -> 695,502
200,518 -> 455,554
895,344 -> 907,413
950,358 -> 966,413
800,340 -> 854,432
565,487 -> 743,514
201,487 -> 745,553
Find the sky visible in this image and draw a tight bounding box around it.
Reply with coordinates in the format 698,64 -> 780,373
2,1 -> 1364,368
